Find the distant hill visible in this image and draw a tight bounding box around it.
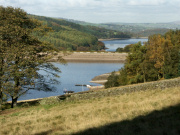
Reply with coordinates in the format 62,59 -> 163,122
29,15 -> 180,50
170,21 -> 180,25
29,15 -> 131,51
91,22 -> 180,37
66,19 -> 180,37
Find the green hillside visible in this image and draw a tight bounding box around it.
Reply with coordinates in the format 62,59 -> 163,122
29,15 -> 131,51
29,15 -> 100,51
55,17 -> 132,39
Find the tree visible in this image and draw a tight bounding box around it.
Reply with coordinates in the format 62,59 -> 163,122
118,68 -> 128,86
147,34 -> 166,79
116,44 -> 134,53
164,30 -> 180,78
105,30 -> 180,89
0,6 -> 64,108
125,42 -> 147,84
105,72 -> 120,88
0,46 -> 8,108
147,33 -> 179,79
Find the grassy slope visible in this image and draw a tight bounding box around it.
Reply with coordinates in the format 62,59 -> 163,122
0,87 -> 180,135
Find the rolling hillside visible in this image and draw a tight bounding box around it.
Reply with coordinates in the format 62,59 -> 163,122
99,22 -> 180,37
67,19 -> 180,37
29,15 -> 131,51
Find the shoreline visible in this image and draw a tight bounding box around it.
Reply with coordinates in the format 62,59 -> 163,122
90,73 -> 111,85
6,76 -> 180,106
90,72 -> 120,85
98,37 -> 148,41
51,52 -> 128,63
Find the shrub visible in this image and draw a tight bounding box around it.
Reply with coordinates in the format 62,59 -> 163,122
105,72 -> 120,88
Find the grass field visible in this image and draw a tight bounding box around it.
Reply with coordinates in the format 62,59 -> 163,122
0,87 -> 180,135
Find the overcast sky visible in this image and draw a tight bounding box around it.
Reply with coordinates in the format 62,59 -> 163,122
1,0 -> 180,23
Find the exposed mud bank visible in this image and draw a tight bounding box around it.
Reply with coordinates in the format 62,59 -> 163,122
51,52 -> 127,63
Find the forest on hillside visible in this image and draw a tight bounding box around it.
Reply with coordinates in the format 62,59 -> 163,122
29,15 -> 131,51
105,30 -> 180,88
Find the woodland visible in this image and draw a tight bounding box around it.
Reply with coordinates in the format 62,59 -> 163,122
105,30 -> 180,88
30,15 -> 131,51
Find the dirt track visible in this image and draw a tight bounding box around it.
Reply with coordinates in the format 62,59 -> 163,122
52,52 -> 128,63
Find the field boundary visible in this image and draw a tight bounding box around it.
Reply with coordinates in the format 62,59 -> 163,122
37,77 -> 180,105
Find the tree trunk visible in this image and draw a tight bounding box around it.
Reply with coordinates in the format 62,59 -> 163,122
12,70 -> 20,108
143,74 -> 146,83
142,66 -> 146,83
11,96 -> 18,108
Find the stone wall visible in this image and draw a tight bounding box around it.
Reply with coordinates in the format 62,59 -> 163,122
38,77 -> 180,105
64,77 -> 180,101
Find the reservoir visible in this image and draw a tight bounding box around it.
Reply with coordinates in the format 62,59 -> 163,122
19,62 -> 124,100
103,38 -> 148,52
18,38 -> 147,101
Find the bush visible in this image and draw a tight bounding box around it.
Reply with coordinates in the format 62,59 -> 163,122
116,44 -> 134,52
105,72 -> 120,88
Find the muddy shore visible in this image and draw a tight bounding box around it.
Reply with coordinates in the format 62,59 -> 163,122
90,72 -> 120,85
51,52 -> 128,63
90,73 -> 110,84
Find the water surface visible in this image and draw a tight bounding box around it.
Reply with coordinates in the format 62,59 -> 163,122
18,38 -> 148,101
19,62 -> 124,100
103,38 -> 148,52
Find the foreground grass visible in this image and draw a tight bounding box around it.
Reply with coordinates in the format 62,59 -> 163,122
0,87 -> 180,135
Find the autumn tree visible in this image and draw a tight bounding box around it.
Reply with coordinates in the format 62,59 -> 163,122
0,6 -> 63,108
164,30 -> 180,78
146,34 -> 166,79
147,33 -> 179,79
105,30 -> 180,88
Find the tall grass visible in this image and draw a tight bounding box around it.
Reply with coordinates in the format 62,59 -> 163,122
0,87 -> 180,135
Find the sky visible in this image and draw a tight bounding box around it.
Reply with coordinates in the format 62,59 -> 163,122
1,0 -> 180,23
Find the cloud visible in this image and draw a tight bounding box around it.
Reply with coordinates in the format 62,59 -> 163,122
0,0 -> 179,23
127,0 -> 167,6
0,0 -> 123,9
0,0 -> 178,8
1,0 -> 37,6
